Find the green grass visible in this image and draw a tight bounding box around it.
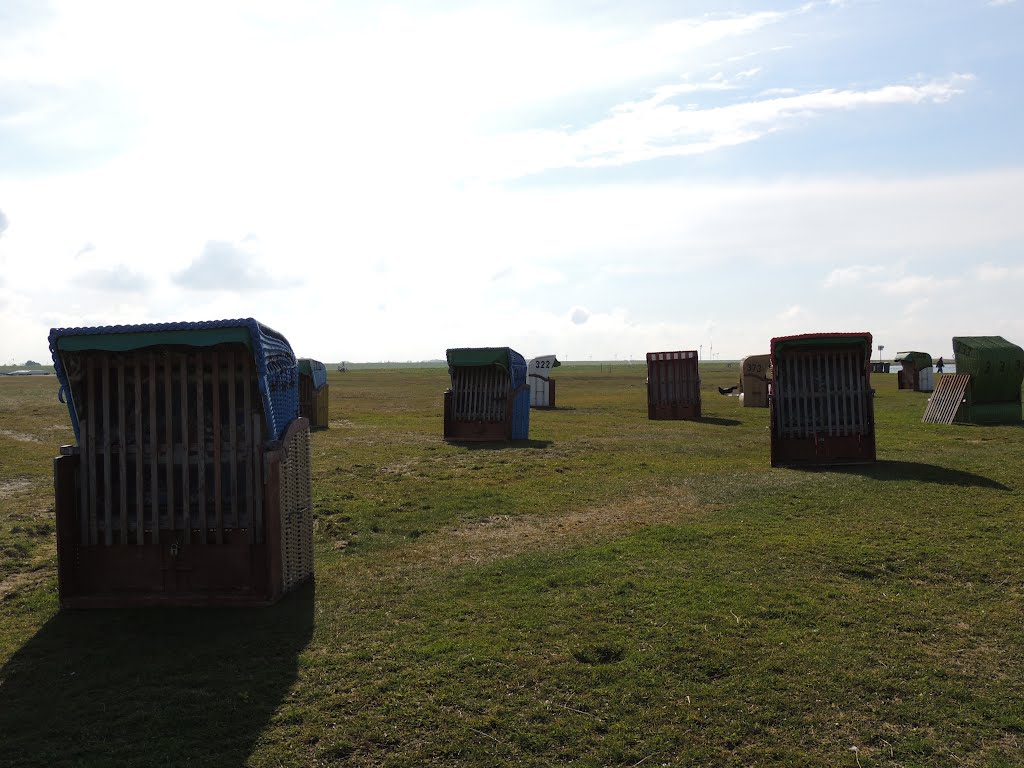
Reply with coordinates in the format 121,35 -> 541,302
2,365 -> 1024,766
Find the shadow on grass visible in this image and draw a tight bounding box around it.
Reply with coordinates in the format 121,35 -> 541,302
945,421 -> 1024,429
0,583 -> 314,768
455,439 -> 554,450
791,460 -> 1010,490
699,417 -> 742,427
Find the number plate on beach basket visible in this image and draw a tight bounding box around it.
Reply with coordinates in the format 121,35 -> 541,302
528,355 -> 560,409
49,318 -> 314,608
740,354 -> 771,408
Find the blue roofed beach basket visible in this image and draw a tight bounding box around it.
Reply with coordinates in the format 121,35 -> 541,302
443,347 -> 530,441
48,318 -> 312,608
50,318 -> 298,441
297,358 -> 329,429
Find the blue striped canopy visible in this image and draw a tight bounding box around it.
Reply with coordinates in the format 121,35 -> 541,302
49,318 -> 298,441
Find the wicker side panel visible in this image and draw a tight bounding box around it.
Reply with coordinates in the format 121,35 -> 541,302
279,419 -> 314,593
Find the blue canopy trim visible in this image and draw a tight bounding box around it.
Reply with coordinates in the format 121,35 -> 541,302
298,358 -> 328,390
49,318 -> 298,441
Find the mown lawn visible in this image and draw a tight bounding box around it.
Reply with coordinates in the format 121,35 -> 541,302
2,364 -> 1023,767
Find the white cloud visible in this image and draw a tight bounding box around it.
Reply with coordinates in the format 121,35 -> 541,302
491,264 -> 565,289
778,305 -> 803,319
501,306 -> 716,362
880,275 -> 958,296
78,267 -> 149,293
474,75 -> 974,180
976,263 -> 1024,281
174,240 -> 300,292
824,265 -> 887,287
901,298 -> 931,318
826,267 -> 960,304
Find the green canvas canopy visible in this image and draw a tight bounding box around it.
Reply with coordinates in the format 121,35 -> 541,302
952,336 -> 1024,408
446,347 -> 513,371
56,326 -> 252,353
771,333 -> 872,356
894,351 -> 932,370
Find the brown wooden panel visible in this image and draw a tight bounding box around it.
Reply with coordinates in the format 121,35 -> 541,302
163,354 -> 174,535
149,354 -> 159,544
227,347 -> 238,530
180,355 -> 191,545
253,414 -> 263,544
117,360 -> 128,544
771,433 -> 875,467
54,454 -> 80,603
648,402 -> 701,420
196,349 -> 206,543
243,355 -> 254,543
134,358 -> 144,544
80,417 -> 90,546
102,355 -> 112,546
212,348 -> 222,544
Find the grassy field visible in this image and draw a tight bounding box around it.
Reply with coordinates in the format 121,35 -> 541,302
2,363 -> 1024,767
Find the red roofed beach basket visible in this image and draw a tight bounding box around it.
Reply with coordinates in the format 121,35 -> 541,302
646,350 -> 701,420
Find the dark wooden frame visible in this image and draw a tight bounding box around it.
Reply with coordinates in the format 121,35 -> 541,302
443,364 -> 520,441
299,374 -> 329,429
52,343 -> 312,607
647,352 -> 701,420
770,343 -> 876,467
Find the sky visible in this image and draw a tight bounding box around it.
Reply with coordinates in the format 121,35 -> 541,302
1,0 -> 1022,364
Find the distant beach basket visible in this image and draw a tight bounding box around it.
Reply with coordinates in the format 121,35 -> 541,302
527,355 -> 560,408
947,336 -> 1024,424
893,351 -> 934,392
646,350 -> 701,420
444,347 -> 530,441
298,358 -> 329,429
740,354 -> 771,408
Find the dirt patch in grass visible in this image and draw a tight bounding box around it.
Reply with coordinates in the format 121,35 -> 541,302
0,429 -> 40,444
328,419 -> 365,429
0,479 -> 33,500
335,430 -> 439,448
380,488 -> 701,572
379,459 -> 420,477
0,570 -> 45,601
